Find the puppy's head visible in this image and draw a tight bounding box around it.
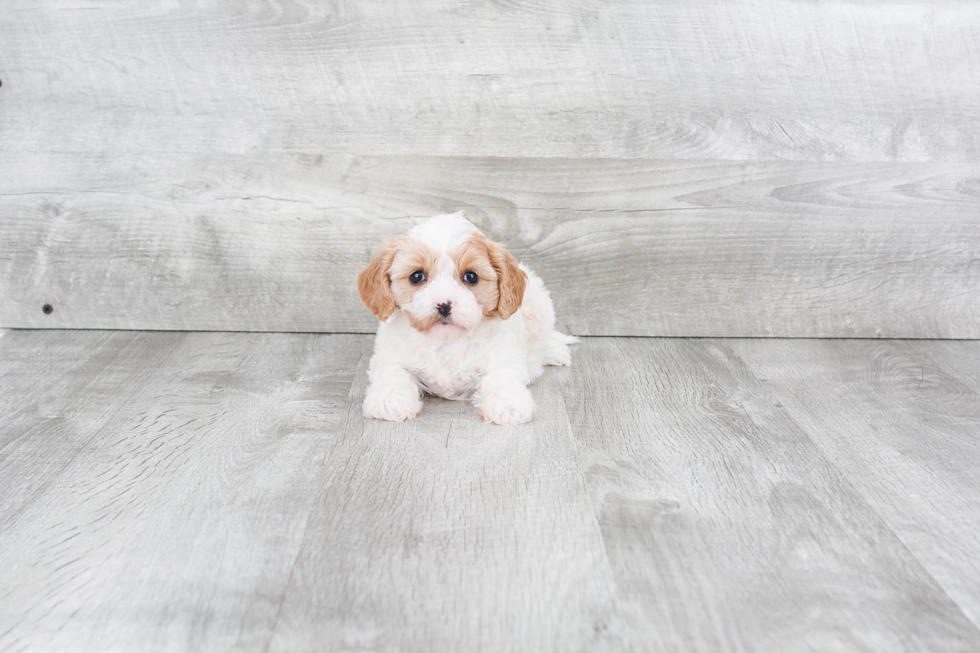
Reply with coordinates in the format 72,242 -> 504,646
358,213 -> 527,335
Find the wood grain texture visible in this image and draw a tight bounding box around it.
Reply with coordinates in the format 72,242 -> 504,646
266,348 -> 617,653
1,0 -> 979,160
4,331 -> 980,651
0,330 -> 365,653
4,1 -> 980,335
561,338 -> 980,651
2,153 -> 978,336
732,338 -> 980,630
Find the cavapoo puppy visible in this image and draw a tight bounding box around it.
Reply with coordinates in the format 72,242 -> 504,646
357,212 -> 577,426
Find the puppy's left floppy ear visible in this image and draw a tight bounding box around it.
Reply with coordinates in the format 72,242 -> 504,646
358,238 -> 399,320
485,238 -> 527,320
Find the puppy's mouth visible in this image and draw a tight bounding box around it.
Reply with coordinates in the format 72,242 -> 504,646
405,312 -> 465,333
432,317 -> 465,331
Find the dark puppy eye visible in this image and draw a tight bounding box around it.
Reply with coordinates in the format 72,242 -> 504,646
462,271 -> 479,285
410,270 -> 426,284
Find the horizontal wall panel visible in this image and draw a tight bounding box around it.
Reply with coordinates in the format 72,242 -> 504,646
0,1 -> 978,161
3,1 -> 979,336
2,153 -> 977,336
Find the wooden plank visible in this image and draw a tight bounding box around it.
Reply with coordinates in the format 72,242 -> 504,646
0,330 -> 366,652
4,331 -> 980,650
560,338 -> 980,650
0,330 -> 181,526
732,338 -> 980,629
266,352 -> 617,652
2,153 -> 978,336
1,1 -> 978,160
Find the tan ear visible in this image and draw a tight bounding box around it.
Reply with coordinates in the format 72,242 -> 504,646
357,238 -> 399,320
485,238 -> 527,320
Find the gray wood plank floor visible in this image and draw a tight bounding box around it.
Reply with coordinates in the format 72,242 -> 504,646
2,331 -> 979,652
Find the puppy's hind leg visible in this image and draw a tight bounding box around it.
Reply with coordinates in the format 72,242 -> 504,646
541,330 -> 578,367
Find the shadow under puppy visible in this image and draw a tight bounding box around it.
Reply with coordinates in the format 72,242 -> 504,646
358,213 -> 577,425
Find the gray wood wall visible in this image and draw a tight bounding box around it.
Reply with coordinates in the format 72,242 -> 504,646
2,1 -> 978,336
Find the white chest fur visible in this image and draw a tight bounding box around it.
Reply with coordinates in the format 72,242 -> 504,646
375,310 -> 529,401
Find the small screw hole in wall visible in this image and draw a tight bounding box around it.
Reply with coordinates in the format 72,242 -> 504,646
42,304 -> 54,315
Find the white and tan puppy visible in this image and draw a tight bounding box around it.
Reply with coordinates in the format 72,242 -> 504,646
358,212 -> 576,425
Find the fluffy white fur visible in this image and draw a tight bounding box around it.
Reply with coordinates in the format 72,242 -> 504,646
358,213 -> 576,426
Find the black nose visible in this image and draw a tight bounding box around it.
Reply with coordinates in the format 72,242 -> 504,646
436,302 -> 452,317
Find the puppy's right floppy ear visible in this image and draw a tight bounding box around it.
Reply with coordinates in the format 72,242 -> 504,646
483,237 -> 527,320
358,238 -> 399,320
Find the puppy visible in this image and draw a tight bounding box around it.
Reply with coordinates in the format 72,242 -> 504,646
357,212 -> 577,425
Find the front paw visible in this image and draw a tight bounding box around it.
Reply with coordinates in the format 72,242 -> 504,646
363,390 -> 422,422
480,389 -> 535,426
